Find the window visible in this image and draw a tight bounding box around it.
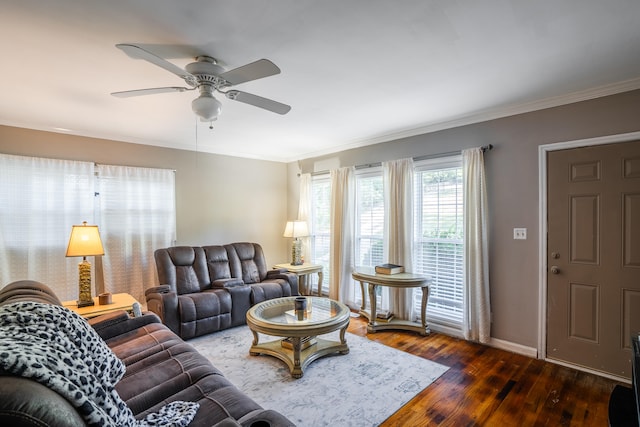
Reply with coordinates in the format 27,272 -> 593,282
0,154 -> 95,299
96,164 -> 175,302
0,154 -> 175,303
355,170 -> 384,268
353,169 -> 385,306
309,175 -> 331,295
413,158 -> 464,326
308,159 -> 464,325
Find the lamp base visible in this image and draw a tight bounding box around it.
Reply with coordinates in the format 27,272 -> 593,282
77,259 -> 95,308
291,238 -> 303,266
76,299 -> 95,308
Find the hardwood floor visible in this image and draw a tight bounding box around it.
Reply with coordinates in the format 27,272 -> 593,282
346,316 -> 624,426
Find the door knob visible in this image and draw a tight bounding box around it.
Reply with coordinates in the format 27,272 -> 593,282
550,266 -> 560,274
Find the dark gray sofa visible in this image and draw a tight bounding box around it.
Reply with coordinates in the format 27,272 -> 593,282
147,242 -> 299,340
0,280 -> 295,427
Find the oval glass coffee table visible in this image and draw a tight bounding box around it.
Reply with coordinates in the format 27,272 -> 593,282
246,296 -> 350,378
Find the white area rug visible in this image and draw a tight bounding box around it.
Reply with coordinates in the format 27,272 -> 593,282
190,326 -> 448,426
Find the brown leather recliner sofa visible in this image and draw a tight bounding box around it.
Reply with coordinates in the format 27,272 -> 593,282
147,242 -> 299,340
0,280 -> 295,427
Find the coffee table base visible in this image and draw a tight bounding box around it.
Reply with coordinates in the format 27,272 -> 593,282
249,330 -> 349,378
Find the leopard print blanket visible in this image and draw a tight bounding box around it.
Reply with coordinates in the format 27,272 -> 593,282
0,301 -> 199,426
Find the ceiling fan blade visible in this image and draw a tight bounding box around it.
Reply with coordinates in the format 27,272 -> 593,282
116,44 -> 197,87
225,90 -> 291,115
219,59 -> 281,86
111,87 -> 193,98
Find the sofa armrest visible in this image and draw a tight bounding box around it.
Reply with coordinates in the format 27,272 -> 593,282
267,268 -> 289,277
88,309 -> 129,328
238,409 -> 296,427
0,376 -> 86,426
146,284 -> 172,295
89,311 -> 161,341
212,278 -> 245,288
145,285 -> 180,335
266,270 -> 299,295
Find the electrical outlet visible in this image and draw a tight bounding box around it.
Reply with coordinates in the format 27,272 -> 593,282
513,228 -> 527,240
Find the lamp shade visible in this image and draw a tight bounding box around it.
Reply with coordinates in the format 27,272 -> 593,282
283,220 -> 309,238
65,221 -> 104,257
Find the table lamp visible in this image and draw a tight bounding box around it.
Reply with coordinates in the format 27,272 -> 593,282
283,220 -> 308,266
66,221 -> 104,307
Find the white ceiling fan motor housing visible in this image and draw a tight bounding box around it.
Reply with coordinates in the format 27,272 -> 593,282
186,57 -> 226,121
185,56 -> 228,87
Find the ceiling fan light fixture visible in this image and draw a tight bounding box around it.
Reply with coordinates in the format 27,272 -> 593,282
192,93 -> 222,121
113,44 -> 290,119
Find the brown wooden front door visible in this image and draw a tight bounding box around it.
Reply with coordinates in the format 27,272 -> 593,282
547,140 -> 640,378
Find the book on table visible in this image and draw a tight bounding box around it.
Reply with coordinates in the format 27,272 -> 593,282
375,263 -> 404,275
376,309 -> 394,320
375,309 -> 394,322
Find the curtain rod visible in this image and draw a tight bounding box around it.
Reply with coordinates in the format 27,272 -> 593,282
94,162 -> 177,173
309,144 -> 493,176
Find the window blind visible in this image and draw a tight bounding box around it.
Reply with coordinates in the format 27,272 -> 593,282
310,176 -> 331,295
355,172 -> 384,268
0,154 -> 95,300
96,164 -> 175,303
0,154 -> 176,304
354,171 -> 384,306
414,162 -> 464,325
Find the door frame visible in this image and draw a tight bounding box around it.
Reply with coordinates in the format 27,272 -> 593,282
537,130 -> 640,381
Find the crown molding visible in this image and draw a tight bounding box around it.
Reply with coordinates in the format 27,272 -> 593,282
293,77 -> 640,162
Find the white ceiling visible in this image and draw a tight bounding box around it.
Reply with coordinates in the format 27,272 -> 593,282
2,1 -> 640,163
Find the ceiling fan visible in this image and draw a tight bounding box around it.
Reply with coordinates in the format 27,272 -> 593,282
111,44 -> 291,122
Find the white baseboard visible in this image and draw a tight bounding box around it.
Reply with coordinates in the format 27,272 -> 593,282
429,322 -> 538,358
429,323 -> 464,339
433,323 -> 628,381
488,337 -> 538,358
398,319 -> 628,382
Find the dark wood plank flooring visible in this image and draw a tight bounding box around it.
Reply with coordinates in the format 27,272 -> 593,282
346,316 -> 623,426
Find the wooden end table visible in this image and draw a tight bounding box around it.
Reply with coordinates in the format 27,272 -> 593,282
352,267 -> 431,336
62,293 -> 139,319
274,262 -> 323,296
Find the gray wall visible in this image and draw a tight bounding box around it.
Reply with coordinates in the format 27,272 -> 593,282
293,89 -> 640,349
3,88 -> 640,350
0,125 -> 291,267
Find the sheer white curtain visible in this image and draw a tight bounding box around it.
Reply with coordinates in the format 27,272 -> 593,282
383,158 -> 414,320
96,164 -> 175,303
297,173 -> 312,263
329,167 -> 356,306
0,154 -> 95,300
462,147 -> 491,343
